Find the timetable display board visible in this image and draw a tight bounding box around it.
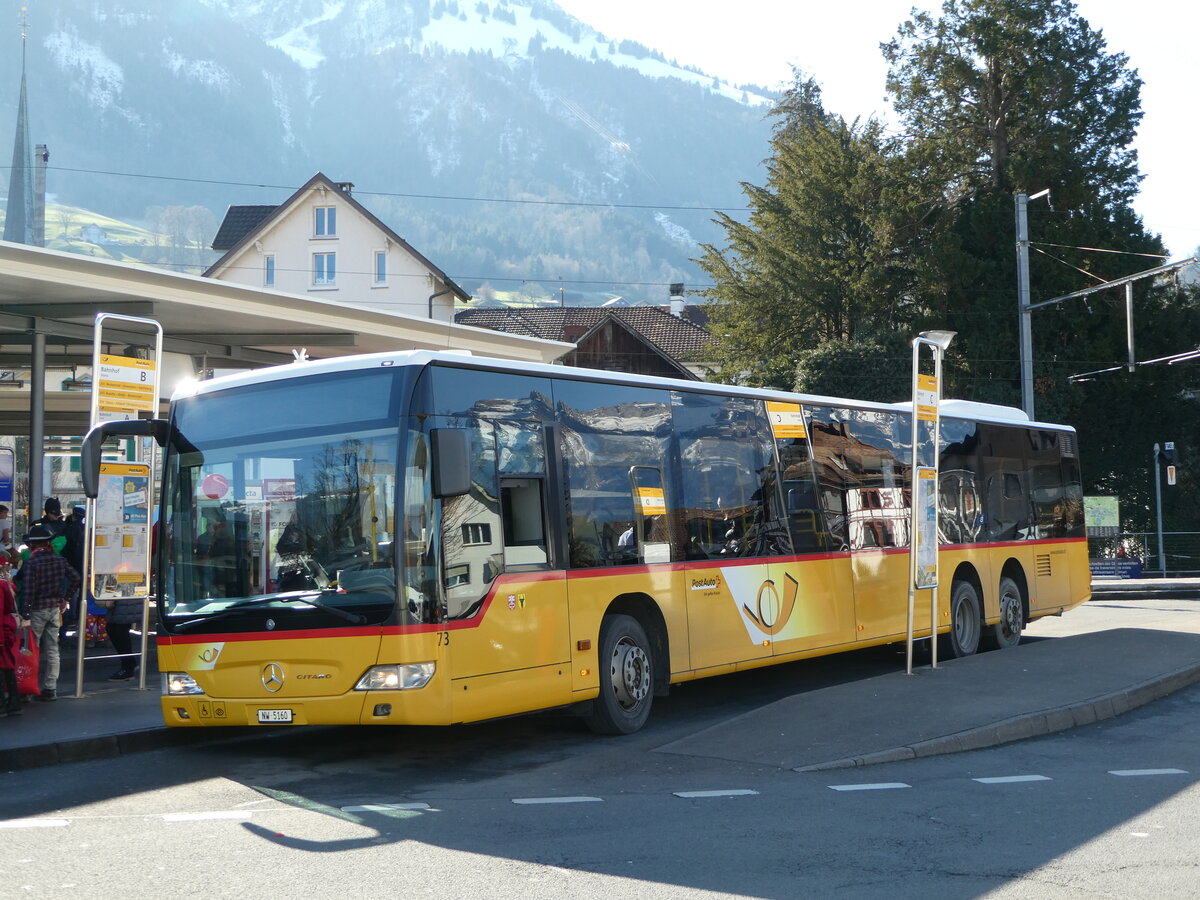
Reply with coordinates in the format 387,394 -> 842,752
91,461 -> 152,600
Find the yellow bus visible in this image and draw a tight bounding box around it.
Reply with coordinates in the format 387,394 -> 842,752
82,351 -> 1089,734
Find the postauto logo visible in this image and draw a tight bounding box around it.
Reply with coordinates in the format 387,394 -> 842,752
690,573 -> 722,591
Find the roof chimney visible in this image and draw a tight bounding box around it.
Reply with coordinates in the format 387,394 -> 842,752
34,144 -> 48,247
669,282 -> 685,317
336,182 -> 354,194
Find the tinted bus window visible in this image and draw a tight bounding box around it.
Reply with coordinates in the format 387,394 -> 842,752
672,392 -> 787,559
939,419 -> 983,545
1027,429 -> 1085,539
977,422 -> 1034,541
808,407 -> 912,551
554,380 -> 673,568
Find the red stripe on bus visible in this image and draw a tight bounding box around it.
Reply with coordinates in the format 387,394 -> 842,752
160,538 -> 1084,644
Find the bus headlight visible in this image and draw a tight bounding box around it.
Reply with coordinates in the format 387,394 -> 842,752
162,672 -> 206,695
355,663 -> 435,691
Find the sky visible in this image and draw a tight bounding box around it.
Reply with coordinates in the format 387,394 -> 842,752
557,0 -> 1199,260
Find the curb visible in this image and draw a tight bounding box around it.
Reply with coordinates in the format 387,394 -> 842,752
4,726 -> 252,772
793,661 -> 1200,772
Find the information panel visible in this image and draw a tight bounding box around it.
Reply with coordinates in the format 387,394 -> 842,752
96,353 -> 157,423
92,461 -> 152,600
914,467 -> 939,589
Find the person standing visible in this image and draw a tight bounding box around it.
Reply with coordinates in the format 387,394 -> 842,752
0,575 -> 21,716
0,504 -> 16,566
62,505 -> 87,631
31,497 -> 67,539
14,523 -> 81,701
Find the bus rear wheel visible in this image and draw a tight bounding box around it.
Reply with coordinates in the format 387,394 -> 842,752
984,576 -> 1024,650
585,614 -> 654,735
944,579 -> 981,658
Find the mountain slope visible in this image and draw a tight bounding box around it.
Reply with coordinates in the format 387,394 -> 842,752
1,0 -> 774,300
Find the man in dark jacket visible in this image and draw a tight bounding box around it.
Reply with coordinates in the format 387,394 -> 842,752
61,505 -> 87,629
15,523 -> 81,701
30,497 -> 68,539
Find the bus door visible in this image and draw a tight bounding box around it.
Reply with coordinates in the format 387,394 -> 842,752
674,390 -> 776,673
439,416 -> 572,721
809,408 -> 916,642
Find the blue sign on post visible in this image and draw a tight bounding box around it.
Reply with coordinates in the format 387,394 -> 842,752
1089,558 -> 1143,579
0,447 -> 13,504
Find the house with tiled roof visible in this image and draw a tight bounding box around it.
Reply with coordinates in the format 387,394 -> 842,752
455,305 -> 715,379
204,172 -> 470,320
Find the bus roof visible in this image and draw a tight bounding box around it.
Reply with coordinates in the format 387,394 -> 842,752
179,349 -> 1074,432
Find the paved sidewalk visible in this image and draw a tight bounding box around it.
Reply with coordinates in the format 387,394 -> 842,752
656,627 -> 1200,771
3,581 -> 1199,772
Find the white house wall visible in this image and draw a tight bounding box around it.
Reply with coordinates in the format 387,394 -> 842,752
215,186 -> 458,321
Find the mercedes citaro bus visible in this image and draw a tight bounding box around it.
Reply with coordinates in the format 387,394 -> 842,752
82,350 -> 1088,734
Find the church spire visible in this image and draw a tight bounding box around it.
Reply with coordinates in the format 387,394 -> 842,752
4,6 -> 35,245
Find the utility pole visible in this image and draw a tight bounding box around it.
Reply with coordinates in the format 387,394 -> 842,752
1015,190 -> 1049,420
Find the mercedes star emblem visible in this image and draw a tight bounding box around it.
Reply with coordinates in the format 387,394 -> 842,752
262,663 -> 285,693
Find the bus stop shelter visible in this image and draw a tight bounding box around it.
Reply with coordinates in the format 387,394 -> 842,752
0,240 -> 572,512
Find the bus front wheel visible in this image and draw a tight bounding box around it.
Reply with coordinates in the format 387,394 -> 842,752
585,614 -> 654,735
945,580 -> 981,658
985,576 -> 1024,650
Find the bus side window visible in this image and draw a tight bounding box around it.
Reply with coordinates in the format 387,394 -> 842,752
501,477 -> 548,566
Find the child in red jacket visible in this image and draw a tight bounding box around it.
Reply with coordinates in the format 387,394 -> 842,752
0,577 -> 21,716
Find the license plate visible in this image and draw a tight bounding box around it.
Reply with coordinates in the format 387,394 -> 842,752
257,709 -> 293,724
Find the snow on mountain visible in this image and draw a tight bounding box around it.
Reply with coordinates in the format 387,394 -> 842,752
196,0 -> 769,105
419,3 -> 770,106
43,28 -> 126,112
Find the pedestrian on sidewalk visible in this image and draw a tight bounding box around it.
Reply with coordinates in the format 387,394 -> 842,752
30,497 -> 68,542
0,575 -> 21,716
0,504 -> 17,566
14,523 -> 81,702
61,504 -> 89,634
104,594 -> 143,682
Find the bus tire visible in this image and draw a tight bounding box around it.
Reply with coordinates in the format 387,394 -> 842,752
585,614 -> 654,735
945,579 -> 981,658
984,576 -> 1024,650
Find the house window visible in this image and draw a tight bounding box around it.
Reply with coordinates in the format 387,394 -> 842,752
314,206 -> 337,237
445,564 -> 470,588
264,255 -> 275,287
313,252 -> 336,286
462,522 -> 492,545
374,250 -> 387,284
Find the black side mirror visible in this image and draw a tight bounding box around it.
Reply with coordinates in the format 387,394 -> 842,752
81,418 -> 169,498
430,428 -> 470,498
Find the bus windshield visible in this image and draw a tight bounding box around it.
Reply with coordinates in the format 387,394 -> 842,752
159,368 -> 404,634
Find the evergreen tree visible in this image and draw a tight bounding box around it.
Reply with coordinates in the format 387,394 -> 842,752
884,0 -> 1193,532
697,75 -> 916,392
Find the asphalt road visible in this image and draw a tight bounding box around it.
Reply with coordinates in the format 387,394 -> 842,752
3,598 -> 1198,898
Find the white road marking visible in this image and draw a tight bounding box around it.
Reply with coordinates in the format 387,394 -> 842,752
341,803 -> 431,812
973,775 -> 1052,784
828,782 -> 911,792
1108,769 -> 1188,777
511,796 -> 603,805
0,818 -> 70,829
162,811 -> 254,822
673,790 -> 759,799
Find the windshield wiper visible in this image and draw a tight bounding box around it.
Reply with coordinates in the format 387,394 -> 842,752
173,591 -> 367,632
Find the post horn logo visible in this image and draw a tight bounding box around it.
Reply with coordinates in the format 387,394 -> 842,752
261,663 -> 285,693
743,572 -> 800,636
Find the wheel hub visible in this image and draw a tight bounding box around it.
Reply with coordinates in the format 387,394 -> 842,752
611,638 -> 650,708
